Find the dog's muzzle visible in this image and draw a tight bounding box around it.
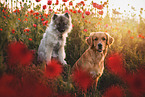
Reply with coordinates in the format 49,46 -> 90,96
97,43 -> 103,52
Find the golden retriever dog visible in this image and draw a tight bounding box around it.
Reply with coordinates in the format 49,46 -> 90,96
72,32 -> 114,86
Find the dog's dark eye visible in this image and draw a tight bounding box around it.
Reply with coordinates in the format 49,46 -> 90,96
94,38 -> 98,41
102,38 -> 106,40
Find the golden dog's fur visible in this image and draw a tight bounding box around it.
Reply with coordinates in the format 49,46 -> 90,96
72,32 -> 114,85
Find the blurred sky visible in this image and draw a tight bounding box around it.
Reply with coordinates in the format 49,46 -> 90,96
1,0 -> 145,19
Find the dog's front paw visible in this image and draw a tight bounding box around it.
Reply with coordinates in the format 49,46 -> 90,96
61,60 -> 67,65
90,71 -> 98,79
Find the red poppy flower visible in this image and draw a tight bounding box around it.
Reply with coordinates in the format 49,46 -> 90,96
42,20 -> 48,26
128,30 -> 131,34
84,29 -> 87,32
44,60 -> 62,79
103,86 -> 125,97
28,38 -> 32,41
62,0 -> 67,2
0,74 -> 16,97
7,42 -> 33,66
47,0 -> 52,5
12,29 -> 15,34
69,1 -> 73,6
78,9 -> 82,13
85,11 -> 90,15
43,5 -> 47,9
41,18 -> 45,21
55,0 -> 59,5
98,10 -> 103,15
141,36 -> 144,39
33,24 -> 37,28
64,10 -> 70,14
24,18 -> 28,21
73,10 -> 76,13
0,28 -> 2,31
29,10 -> 34,13
35,0 -> 41,2
124,69 -> 145,97
19,77 -> 52,97
35,17 -> 39,19
33,12 -> 39,16
82,13 -> 85,18
72,69 -> 93,92
24,28 -> 30,32
18,18 -> 21,21
92,2 -> 103,10
130,36 -> 134,39
106,53 -> 126,77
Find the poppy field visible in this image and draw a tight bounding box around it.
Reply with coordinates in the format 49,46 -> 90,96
0,0 -> 145,97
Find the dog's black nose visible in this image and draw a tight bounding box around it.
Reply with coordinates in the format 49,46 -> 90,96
60,29 -> 65,32
98,43 -> 102,48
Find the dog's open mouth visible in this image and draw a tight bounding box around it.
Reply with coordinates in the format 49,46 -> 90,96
97,49 -> 103,52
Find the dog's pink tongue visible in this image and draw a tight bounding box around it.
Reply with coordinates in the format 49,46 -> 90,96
98,49 -> 102,52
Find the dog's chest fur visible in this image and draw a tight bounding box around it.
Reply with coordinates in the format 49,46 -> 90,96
52,35 -> 63,57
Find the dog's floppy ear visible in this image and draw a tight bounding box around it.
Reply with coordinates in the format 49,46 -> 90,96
64,12 -> 69,18
105,33 -> 114,47
53,14 -> 58,20
86,32 -> 95,47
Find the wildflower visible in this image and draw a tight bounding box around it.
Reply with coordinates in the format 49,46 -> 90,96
41,18 -> 44,21
24,18 -> 28,21
98,10 -> 103,15
84,29 -> 87,32
80,1 -> 85,6
0,28 -> 2,31
72,69 -> 93,92
128,30 -> 131,34
12,29 -> 15,34
124,69 -> 145,97
69,1 -> 73,6
7,42 -> 33,66
73,10 -> 77,13
35,17 -> 39,19
28,38 -> 32,41
33,24 -> 37,28
62,0 -> 68,2
24,28 -> 30,32
64,10 -> 70,14
85,11 -> 90,15
105,24 -> 108,27
138,34 -> 142,37
33,12 -> 39,16
55,0 -> 59,5
0,74 -> 16,97
92,2 -> 103,10
43,5 -> 47,9
29,10 -> 34,13
82,13 -> 85,18
25,14 -> 28,17
18,18 -> 21,21
106,53 -> 126,77
130,36 -> 134,39
78,9 -> 82,13
42,20 -> 48,26
103,86 -> 125,97
47,0 -> 52,5
141,36 -> 144,39
35,0 -> 41,2
45,60 -> 62,79
3,16 -> 6,19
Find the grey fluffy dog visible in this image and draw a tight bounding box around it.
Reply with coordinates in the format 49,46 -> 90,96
38,13 -> 72,65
